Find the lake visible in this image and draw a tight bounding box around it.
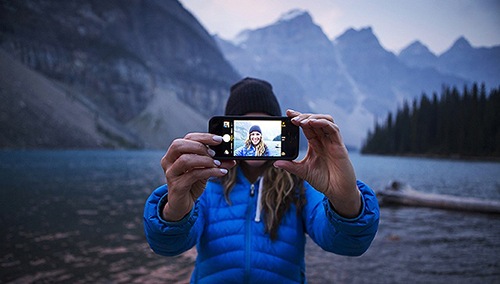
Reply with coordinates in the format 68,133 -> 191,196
0,150 -> 499,283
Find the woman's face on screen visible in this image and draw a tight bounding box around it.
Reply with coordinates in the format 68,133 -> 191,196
243,112 -> 268,168
250,131 -> 262,146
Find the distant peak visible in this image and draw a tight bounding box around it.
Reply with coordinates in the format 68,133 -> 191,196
408,40 -> 425,48
451,36 -> 472,49
342,26 -> 374,37
232,29 -> 251,45
277,9 -> 311,22
359,26 -> 373,33
399,40 -> 436,57
337,26 -> 378,43
402,40 -> 432,53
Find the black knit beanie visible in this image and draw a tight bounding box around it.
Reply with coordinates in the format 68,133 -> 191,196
225,77 -> 282,116
249,125 -> 262,134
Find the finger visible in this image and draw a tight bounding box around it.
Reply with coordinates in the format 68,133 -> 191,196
273,160 -> 307,180
178,167 -> 229,188
309,119 -> 343,144
286,109 -> 301,118
301,125 -> 319,143
300,114 -> 335,141
292,113 -> 332,140
293,115 -> 320,142
168,154 -> 221,177
299,118 -> 327,142
162,139 -> 216,171
291,113 -> 336,144
291,113 -> 313,125
220,160 -> 236,169
308,113 -> 334,123
184,132 -> 223,146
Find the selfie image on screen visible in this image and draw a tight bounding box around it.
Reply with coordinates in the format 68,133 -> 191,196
234,120 -> 281,157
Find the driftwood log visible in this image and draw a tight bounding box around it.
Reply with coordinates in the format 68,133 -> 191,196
377,181 -> 500,214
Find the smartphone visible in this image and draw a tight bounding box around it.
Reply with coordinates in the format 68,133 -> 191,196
209,116 -> 299,160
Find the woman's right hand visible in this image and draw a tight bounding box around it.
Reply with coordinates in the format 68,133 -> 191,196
160,133 -> 236,221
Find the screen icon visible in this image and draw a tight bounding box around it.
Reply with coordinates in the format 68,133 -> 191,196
223,121 -> 230,128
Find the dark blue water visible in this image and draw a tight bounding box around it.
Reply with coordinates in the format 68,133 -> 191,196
0,150 -> 499,283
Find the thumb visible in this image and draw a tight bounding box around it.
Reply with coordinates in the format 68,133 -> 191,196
273,160 -> 305,179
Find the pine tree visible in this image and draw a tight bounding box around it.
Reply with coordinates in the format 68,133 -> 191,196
362,83 -> 499,158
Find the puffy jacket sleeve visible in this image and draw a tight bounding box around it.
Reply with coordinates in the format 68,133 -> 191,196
302,180 -> 379,256
143,184 -> 205,256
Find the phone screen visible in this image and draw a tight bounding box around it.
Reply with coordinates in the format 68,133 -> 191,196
209,116 -> 299,160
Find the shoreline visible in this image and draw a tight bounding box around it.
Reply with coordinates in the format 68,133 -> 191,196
359,152 -> 500,163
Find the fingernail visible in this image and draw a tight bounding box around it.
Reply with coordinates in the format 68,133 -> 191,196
214,160 -> 221,166
220,168 -> 228,174
292,117 -> 300,121
301,119 -> 309,124
208,149 -> 216,157
273,162 -> 281,168
309,118 -> 316,122
213,136 -> 223,142
288,109 -> 298,113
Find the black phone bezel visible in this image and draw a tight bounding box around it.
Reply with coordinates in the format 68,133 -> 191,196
208,116 -> 299,160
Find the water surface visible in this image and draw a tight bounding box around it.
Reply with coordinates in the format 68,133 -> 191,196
0,150 -> 499,283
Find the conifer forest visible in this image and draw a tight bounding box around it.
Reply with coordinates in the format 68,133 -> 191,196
362,83 -> 500,157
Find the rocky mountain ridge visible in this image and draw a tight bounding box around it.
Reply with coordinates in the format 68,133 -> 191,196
399,37 -> 500,88
2,3 -> 498,149
0,0 -> 240,149
217,10 -> 498,145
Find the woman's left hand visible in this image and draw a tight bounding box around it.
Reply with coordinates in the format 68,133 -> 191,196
274,109 -> 361,218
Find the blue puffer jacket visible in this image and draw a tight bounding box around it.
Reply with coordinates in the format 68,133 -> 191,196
234,144 -> 271,156
143,167 -> 379,283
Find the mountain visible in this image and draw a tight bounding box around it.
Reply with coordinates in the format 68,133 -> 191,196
335,27 -> 466,116
0,49 -> 142,148
399,37 -> 500,87
217,9 -> 361,110
398,40 -> 438,69
0,0 -> 240,148
437,37 -> 500,87
217,11 -> 467,145
216,10 -> 370,144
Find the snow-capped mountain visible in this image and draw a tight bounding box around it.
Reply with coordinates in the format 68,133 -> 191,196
216,11 -> 471,146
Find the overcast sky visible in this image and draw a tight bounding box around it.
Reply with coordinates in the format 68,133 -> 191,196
179,0 -> 500,55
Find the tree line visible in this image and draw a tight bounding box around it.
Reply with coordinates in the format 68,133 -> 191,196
362,83 -> 500,157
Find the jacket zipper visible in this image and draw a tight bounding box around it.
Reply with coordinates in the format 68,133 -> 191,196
245,183 -> 257,284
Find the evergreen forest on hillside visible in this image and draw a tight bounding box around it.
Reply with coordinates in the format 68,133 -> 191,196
362,83 -> 500,157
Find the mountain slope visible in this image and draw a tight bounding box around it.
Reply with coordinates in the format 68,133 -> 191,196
217,12 -> 468,146
336,27 -> 467,116
437,37 -> 500,87
0,50 -> 142,148
398,40 -> 438,69
224,10 -> 356,110
0,0 -> 240,148
398,37 -> 500,87
216,10 -> 369,143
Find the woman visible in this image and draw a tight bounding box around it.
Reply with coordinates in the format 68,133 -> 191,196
143,77 -> 379,283
234,125 -> 270,157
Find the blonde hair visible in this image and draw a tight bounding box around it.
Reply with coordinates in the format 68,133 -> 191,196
221,162 -> 306,240
244,134 -> 267,156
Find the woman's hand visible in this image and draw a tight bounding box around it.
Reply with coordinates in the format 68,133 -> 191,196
274,110 -> 361,218
161,133 -> 236,221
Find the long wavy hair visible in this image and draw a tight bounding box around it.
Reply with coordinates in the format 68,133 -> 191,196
244,134 -> 268,156
221,161 -> 306,240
